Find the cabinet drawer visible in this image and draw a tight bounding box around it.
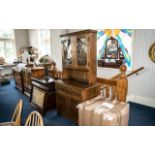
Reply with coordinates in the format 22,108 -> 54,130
56,83 -> 81,97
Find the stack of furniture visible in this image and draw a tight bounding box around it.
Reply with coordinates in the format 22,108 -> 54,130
56,30 -> 100,124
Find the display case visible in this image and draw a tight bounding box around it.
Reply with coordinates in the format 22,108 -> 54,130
60,29 -> 97,84
56,30 -> 100,124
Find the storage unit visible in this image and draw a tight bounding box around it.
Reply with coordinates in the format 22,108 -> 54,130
56,30 -> 100,124
60,29 -> 97,84
31,77 -> 56,114
56,80 -> 100,123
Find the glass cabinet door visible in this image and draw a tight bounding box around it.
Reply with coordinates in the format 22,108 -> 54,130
62,39 -> 73,65
76,37 -> 88,66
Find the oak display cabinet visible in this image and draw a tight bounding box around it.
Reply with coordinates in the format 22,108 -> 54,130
61,29 -> 97,84
56,30 -> 100,124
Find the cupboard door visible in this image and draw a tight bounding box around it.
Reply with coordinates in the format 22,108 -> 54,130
62,38 -> 73,67
56,93 -> 66,116
76,36 -> 89,67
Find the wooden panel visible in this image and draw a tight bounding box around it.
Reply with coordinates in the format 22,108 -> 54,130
12,69 -> 24,93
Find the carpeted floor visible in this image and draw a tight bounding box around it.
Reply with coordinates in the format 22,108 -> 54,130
0,80 -> 155,126
0,80 -> 75,126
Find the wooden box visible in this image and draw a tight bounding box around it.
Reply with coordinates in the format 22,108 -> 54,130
30,77 -> 56,114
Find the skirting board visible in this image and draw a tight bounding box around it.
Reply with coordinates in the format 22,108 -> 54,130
127,95 -> 155,108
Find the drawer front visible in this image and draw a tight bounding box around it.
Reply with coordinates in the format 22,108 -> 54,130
81,84 -> 100,101
56,83 -> 81,97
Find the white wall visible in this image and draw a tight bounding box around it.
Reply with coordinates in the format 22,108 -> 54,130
14,29 -> 29,55
50,29 -> 63,70
127,30 -> 155,105
27,29 -> 38,48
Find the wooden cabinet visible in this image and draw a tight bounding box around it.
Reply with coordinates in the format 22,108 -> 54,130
60,29 -> 97,84
56,30 -> 100,124
56,80 -> 100,124
30,77 -> 56,114
22,67 -> 45,98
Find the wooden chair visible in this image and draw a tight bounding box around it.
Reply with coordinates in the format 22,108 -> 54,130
0,99 -> 23,126
25,111 -> 44,126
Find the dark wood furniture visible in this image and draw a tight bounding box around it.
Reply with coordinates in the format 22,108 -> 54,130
30,77 -> 56,114
12,69 -> 24,93
56,30 -> 100,124
22,67 -> 45,98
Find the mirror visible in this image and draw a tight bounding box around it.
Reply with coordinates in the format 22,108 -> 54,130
106,37 -> 118,59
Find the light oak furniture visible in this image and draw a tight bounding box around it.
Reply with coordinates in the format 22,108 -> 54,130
0,99 -> 23,126
30,77 -> 56,114
56,30 -> 100,124
25,111 -> 44,126
60,29 -> 97,84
